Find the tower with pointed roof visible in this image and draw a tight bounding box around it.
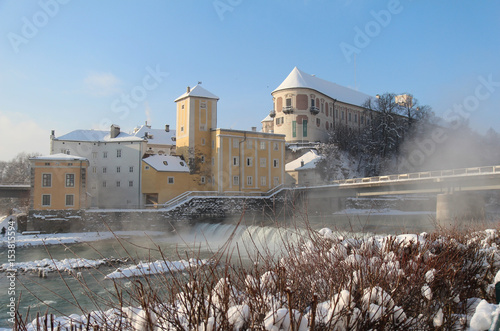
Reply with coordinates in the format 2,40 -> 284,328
174,85 -> 218,183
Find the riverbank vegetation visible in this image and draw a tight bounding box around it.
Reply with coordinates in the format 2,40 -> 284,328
13,220 -> 500,330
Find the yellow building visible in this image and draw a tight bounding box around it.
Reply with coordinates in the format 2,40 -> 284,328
141,154 -> 191,205
141,84 -> 286,205
30,154 -> 89,210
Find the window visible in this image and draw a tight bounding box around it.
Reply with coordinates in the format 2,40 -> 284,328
42,194 -> 51,206
260,141 -> 266,150
200,102 -> 206,109
233,156 -> 239,166
103,181 -> 107,188
116,166 -> 121,173
212,140 -> 215,148
116,181 -> 121,187
201,176 -> 206,184
273,159 -> 279,168
92,167 -> 97,173
163,161 -> 168,166
129,166 -> 134,173
42,174 -> 51,187
102,167 -> 107,174
260,158 -> 266,167
247,140 -> 253,149
286,98 -> 292,107
341,111 -> 344,120
354,114 -> 358,122
65,195 -> 74,206
201,155 -> 205,163
201,138 -> 206,145
92,152 -> 97,159
233,176 -> 239,186
247,176 -> 253,186
261,176 -> 267,186
273,142 -> 279,151
276,117 -> 284,125
117,149 -> 122,158
65,174 -> 75,187
316,118 -> 320,126
233,139 -> 239,148
103,151 -> 108,158
45,162 -> 50,166
274,177 -> 280,186
181,104 -> 185,109
168,177 -> 174,184
129,181 -> 134,187
246,157 -> 253,167
67,163 -> 73,166
361,116 -> 365,124
348,113 -> 352,122
181,126 -> 184,132
145,166 -> 150,170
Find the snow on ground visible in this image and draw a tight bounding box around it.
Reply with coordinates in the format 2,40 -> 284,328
105,258 -> 208,279
1,257 -> 109,274
0,230 -> 165,248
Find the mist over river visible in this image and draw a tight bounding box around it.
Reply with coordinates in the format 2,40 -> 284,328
0,208 -> 495,328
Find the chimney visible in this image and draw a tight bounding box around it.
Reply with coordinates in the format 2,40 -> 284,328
251,127 -> 257,132
187,86 -> 191,93
301,160 -> 305,167
110,124 -> 120,138
165,124 -> 170,132
50,130 -> 55,138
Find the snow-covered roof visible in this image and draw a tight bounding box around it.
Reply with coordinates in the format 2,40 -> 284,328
30,153 -> 88,161
261,115 -> 273,122
273,67 -> 375,108
55,130 -> 145,142
174,84 -> 219,102
285,150 -> 321,171
132,125 -> 176,146
143,154 -> 189,172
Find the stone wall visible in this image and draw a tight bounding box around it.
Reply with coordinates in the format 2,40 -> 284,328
26,193 -> 287,233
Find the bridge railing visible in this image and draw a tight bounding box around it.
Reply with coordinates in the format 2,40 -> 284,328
331,165 -> 500,186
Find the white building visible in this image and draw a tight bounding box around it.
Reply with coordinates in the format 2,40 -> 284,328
132,124 -> 176,155
50,125 -> 147,209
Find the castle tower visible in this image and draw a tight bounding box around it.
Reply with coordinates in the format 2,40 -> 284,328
174,85 -> 219,180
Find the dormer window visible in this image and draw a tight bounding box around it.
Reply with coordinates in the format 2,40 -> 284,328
163,161 -> 168,166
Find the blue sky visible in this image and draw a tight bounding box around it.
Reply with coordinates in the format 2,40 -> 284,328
1,0 -> 499,161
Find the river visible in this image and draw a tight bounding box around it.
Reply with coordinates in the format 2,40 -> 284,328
0,210 -> 469,328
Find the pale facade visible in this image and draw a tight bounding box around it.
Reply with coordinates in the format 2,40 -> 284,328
30,154 -> 89,210
265,67 -> 376,143
50,125 -> 147,209
133,124 -> 176,155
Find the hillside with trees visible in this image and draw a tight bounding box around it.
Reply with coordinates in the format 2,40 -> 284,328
316,93 -> 500,181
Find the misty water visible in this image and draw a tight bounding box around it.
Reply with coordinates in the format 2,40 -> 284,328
0,210 -> 445,328
13,202 -> 500,329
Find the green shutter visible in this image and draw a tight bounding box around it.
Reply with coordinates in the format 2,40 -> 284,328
303,120 -> 308,137
292,121 -> 296,137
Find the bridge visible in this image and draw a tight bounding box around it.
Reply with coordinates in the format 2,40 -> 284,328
0,184 -> 30,199
296,165 -> 500,224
